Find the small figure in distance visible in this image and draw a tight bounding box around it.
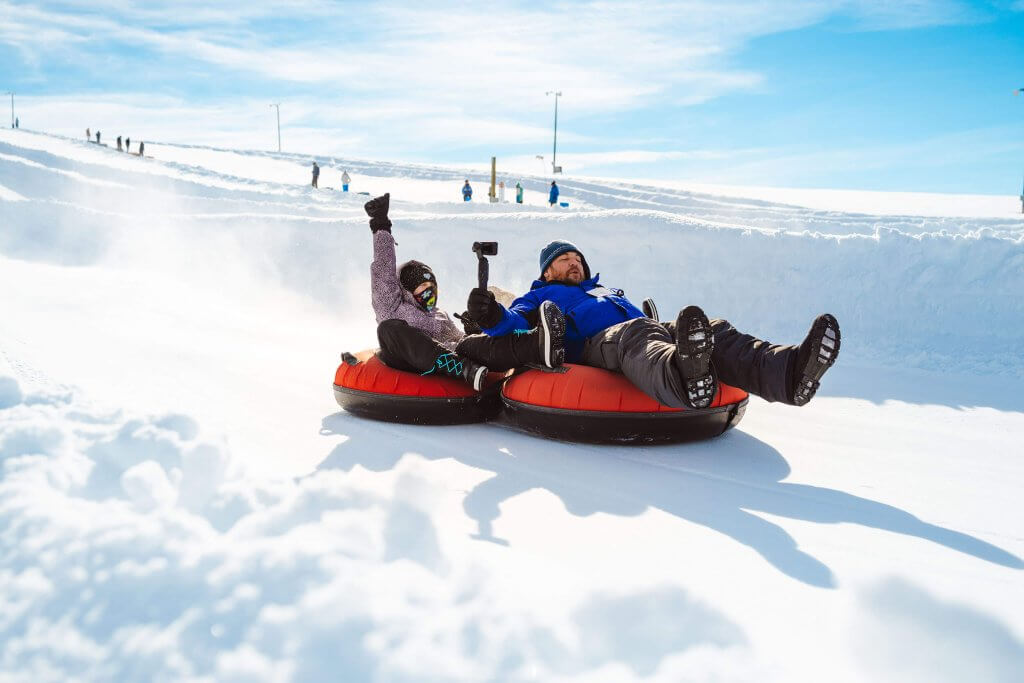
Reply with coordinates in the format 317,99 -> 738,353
341,169 -> 350,192
462,180 -> 472,202
312,161 -> 320,188
548,180 -> 559,207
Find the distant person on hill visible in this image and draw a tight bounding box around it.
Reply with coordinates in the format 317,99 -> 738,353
117,136 -> 123,151
312,161 -> 320,188
462,180 -> 472,202
125,137 -> 130,152
548,181 -> 559,207
86,128 -> 90,140
14,117 -> 18,129
363,193 -> 564,390
342,170 -> 350,192
515,181 -> 524,204
465,239 -> 841,410
138,141 -> 145,156
96,131 -> 101,144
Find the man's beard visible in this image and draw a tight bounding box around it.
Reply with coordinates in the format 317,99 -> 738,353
549,275 -> 582,286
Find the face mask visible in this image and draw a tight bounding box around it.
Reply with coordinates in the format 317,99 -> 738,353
415,284 -> 437,311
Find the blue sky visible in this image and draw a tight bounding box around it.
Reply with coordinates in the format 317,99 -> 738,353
2,0 -> 1023,194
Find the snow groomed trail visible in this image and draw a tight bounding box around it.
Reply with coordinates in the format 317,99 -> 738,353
2,128 -> 1023,681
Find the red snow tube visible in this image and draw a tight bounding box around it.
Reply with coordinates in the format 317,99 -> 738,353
501,364 -> 748,443
333,351 -> 502,425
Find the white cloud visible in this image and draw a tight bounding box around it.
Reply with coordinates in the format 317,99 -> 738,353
1,0 -> 1000,164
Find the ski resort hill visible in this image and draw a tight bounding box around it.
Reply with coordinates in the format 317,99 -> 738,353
1,128 -> 1023,681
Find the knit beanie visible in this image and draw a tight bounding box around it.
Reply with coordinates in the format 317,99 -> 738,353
398,260 -> 436,293
538,240 -> 590,279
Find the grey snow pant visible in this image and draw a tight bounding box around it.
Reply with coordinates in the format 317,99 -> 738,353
580,317 -> 796,408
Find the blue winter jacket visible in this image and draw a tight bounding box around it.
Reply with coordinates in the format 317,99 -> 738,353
482,275 -> 645,362
463,184 -> 473,198
548,185 -> 560,203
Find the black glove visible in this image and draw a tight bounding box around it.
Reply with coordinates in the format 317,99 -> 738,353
467,287 -> 501,329
364,193 -> 392,233
454,312 -> 482,335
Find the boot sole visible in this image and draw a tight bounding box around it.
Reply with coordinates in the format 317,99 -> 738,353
675,305 -> 716,409
539,301 -> 566,368
469,364 -> 488,392
793,314 -> 841,406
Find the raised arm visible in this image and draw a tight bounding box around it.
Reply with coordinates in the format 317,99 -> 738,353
365,194 -> 403,316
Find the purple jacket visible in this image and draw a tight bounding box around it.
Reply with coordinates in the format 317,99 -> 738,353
371,231 -> 463,349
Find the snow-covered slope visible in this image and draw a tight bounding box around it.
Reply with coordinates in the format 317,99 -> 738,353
2,128 -> 1022,681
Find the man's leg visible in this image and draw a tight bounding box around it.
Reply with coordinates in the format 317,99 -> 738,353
581,317 -> 712,409
709,315 -> 840,405
456,300 -> 566,371
707,319 -> 794,403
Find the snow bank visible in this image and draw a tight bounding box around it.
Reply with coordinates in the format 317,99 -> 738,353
3,129 -> 1021,377
0,364 -> 762,682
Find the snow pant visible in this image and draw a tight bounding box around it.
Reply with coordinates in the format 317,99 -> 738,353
342,184 -> 349,192
312,177 -> 318,188
376,319 -> 534,374
580,317 -> 796,408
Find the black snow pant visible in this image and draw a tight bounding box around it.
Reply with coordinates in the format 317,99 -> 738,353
376,319 -> 534,374
580,317 -> 796,408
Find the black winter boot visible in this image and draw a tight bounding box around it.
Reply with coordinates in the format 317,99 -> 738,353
674,305 -> 716,409
537,300 -> 566,368
509,300 -> 565,367
790,313 -> 841,406
427,352 -> 488,391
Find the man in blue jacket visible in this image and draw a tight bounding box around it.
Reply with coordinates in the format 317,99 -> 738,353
466,239 -> 840,410
548,181 -> 560,206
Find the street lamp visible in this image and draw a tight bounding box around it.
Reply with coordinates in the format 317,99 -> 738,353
269,103 -> 281,152
4,92 -> 12,129
545,91 -> 562,174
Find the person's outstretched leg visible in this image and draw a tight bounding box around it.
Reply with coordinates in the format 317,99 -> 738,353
581,317 -> 711,409
790,314 -> 841,406
708,314 -> 840,405
377,319 -> 487,390
456,300 -> 565,371
673,305 -> 717,409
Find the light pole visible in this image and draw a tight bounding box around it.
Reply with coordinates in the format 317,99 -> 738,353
269,103 -> 281,152
545,91 -> 562,174
5,92 -> 12,129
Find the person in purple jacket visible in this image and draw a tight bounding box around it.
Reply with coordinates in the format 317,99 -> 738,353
365,193 -> 566,390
